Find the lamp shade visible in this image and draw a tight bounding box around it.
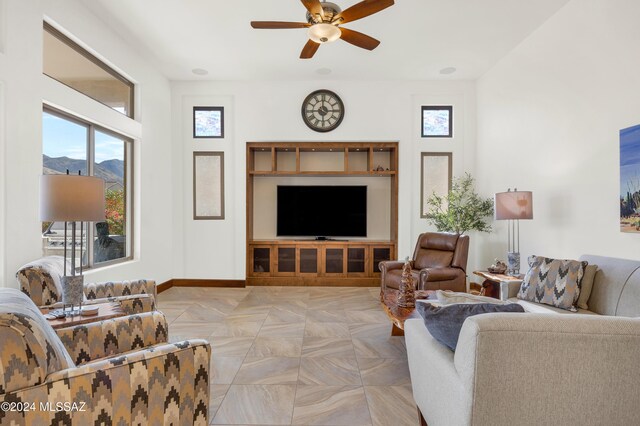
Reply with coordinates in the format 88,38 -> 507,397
40,174 -> 106,222
494,191 -> 533,220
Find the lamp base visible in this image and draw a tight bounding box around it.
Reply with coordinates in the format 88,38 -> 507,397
62,275 -> 84,307
507,252 -> 521,276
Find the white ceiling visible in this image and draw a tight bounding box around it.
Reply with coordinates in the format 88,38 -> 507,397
79,0 -> 570,81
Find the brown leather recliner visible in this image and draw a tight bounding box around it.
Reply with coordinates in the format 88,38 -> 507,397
380,232 -> 470,293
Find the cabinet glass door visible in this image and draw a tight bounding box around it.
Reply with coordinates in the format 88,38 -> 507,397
299,248 -> 318,274
325,248 -> 344,274
252,247 -> 271,275
277,247 -> 296,274
372,247 -> 392,273
347,247 -> 366,274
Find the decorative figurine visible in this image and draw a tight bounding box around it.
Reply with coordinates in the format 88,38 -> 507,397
488,258 -> 507,274
397,257 -> 416,308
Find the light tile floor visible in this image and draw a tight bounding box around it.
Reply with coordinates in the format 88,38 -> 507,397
158,286 -> 420,426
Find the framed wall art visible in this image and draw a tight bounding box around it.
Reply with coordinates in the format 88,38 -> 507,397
421,105 -> 453,138
421,152 -> 452,218
620,124 -> 640,233
193,106 -> 224,138
193,151 -> 225,220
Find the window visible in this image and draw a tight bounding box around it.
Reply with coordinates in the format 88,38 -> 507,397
43,22 -> 134,118
42,107 -> 133,268
421,106 -> 453,138
193,106 -> 224,138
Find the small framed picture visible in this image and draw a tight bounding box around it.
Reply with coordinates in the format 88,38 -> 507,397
421,106 -> 453,138
193,106 -> 224,138
421,152 -> 452,218
193,151 -> 225,220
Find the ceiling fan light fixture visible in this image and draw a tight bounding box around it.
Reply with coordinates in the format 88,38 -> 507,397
308,23 -> 340,44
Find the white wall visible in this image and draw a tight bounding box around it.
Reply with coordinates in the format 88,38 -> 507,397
172,80 -> 477,279
476,0 -> 640,268
0,0 -> 173,287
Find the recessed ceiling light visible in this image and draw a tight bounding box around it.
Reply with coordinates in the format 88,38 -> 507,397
316,68 -> 332,75
439,67 -> 457,75
192,68 -> 209,76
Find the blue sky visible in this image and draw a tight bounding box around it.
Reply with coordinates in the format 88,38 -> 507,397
42,112 -> 124,163
620,124 -> 640,197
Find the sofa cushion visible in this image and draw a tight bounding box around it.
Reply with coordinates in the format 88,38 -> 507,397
414,249 -> 454,270
577,264 -> 598,310
518,256 -> 587,312
416,302 -> 525,351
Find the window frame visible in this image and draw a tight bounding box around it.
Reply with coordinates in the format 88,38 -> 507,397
43,22 -> 135,119
42,105 -> 134,270
193,106 -> 225,138
421,105 -> 453,138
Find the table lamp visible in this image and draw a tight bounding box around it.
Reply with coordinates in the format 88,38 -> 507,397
494,189 -> 533,275
40,172 -> 105,314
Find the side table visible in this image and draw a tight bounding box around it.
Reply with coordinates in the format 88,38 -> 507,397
41,302 -> 125,330
380,289 -> 436,336
472,270 -> 523,300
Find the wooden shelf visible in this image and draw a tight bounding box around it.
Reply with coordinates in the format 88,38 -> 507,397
249,170 -> 396,176
247,142 -> 398,175
246,141 -> 399,287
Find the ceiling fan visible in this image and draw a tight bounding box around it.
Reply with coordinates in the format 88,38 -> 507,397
251,0 -> 395,59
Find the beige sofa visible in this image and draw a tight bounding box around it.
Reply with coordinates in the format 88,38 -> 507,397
405,254 -> 640,426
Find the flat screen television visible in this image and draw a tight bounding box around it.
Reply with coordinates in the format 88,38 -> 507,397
277,185 -> 367,238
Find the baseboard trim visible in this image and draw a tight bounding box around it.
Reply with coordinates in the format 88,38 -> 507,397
157,279 -> 246,293
173,279 -> 246,288
157,280 -> 174,293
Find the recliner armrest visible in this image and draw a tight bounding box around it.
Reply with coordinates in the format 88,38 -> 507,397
378,260 -> 407,273
419,267 -> 464,282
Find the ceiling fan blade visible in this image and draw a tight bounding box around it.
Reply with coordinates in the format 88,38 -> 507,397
251,21 -> 310,29
339,28 -> 380,50
333,0 -> 394,24
300,0 -> 324,22
300,39 -> 320,59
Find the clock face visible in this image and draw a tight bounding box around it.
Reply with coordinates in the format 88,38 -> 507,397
301,90 -> 344,132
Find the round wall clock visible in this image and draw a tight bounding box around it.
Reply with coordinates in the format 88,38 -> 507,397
301,89 -> 344,132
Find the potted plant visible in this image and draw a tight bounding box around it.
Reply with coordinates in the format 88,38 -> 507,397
425,173 -> 493,235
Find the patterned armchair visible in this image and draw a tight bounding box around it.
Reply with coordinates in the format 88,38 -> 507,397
0,288 -> 211,425
16,256 -> 156,314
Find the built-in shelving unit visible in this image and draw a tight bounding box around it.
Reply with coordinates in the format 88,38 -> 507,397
246,141 -> 398,286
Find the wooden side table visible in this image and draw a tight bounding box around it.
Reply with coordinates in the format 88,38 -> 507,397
41,302 -> 125,330
380,289 -> 436,336
473,270 -> 523,300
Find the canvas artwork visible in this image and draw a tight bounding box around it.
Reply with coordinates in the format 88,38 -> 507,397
620,124 -> 640,233
421,152 -> 452,218
193,152 -> 225,220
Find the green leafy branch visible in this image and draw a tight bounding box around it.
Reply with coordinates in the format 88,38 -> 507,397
425,173 -> 494,235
